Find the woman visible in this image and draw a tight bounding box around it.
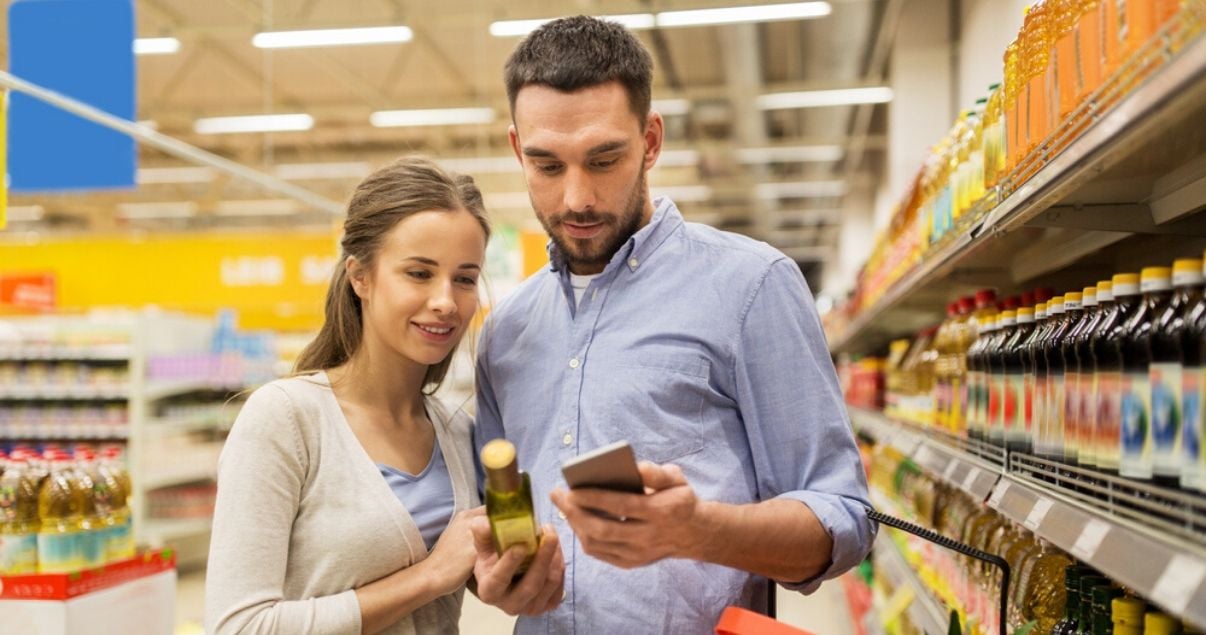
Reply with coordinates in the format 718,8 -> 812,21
206,157 -> 490,634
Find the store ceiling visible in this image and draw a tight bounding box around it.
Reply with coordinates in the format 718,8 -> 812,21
4,0 -> 893,272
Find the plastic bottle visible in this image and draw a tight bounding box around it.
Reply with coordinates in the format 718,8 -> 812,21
1182,256 -> 1206,492
1104,1 -> 1157,78
1092,273 -> 1142,475
1050,0 -> 1082,123
1018,540 -> 1072,634
1004,38 -> 1023,173
71,449 -> 106,569
1120,267 -> 1174,481
0,456 -> 40,574
99,446 -> 134,560
1150,259 -> 1204,488
984,84 -> 1005,189
38,452 -> 84,573
1047,292 -> 1084,464
934,302 -> 962,431
1076,0 -> 1105,104
1024,1 -> 1054,156
1063,286 -> 1099,466
1078,280 -> 1114,469
951,297 -> 978,435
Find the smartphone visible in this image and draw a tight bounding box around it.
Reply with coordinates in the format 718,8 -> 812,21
560,440 -> 645,495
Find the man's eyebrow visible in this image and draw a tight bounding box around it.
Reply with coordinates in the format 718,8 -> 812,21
522,147 -> 557,159
521,140 -> 629,159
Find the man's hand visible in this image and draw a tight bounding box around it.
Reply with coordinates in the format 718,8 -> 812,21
549,461 -> 701,569
469,516 -> 565,616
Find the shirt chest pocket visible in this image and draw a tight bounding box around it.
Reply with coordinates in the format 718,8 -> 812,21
586,353 -> 710,464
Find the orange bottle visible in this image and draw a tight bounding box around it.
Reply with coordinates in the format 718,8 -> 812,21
1051,0 -> 1082,122
1104,1 -> 1157,76
1025,1 -> 1053,155
1003,38 -> 1022,173
1153,0 -> 1181,29
1075,0 -> 1104,103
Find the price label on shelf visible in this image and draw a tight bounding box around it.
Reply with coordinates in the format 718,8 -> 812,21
941,457 -> 958,481
1024,498 -> 1053,531
987,481 -> 1011,509
961,469 -> 979,493
915,444 -> 933,464
1070,519 -> 1111,561
1151,554 -> 1206,614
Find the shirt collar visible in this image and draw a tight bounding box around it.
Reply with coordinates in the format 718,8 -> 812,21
547,196 -> 684,274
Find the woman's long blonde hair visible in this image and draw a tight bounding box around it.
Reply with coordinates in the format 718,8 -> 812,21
294,156 -> 491,394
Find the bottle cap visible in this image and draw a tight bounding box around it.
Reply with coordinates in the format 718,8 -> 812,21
947,302 -> 960,317
1172,258 -> 1204,287
1017,307 -> 1034,323
1001,296 -> 1021,310
1036,302 -> 1048,319
1034,287 -> 1055,303
1112,597 -> 1146,625
1143,612 -> 1179,634
1021,291 -> 1036,307
1141,267 -> 1172,293
481,439 -> 517,470
1112,273 -> 1140,296
1082,286 -> 1098,306
1064,291 -> 1083,305
1000,311 -> 1016,326
958,297 -> 975,314
975,289 -> 998,308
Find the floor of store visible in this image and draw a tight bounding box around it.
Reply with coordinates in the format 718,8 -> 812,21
172,565 -> 856,634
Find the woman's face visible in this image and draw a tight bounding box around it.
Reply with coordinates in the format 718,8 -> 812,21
350,208 -> 486,369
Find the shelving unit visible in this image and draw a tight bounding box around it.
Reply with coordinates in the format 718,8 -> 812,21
850,406 -> 1206,630
866,488 -> 952,635
830,21 -> 1206,354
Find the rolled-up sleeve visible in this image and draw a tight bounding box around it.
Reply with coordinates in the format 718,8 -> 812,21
732,258 -> 877,593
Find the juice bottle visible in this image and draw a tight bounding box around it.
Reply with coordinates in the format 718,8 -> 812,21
1119,267 -> 1173,481
1004,38 -> 1023,173
1092,273 -> 1142,475
1019,540 -> 1073,634
1182,255 -> 1206,492
1078,280 -> 1114,469
1063,286 -> 1098,466
1150,258 -> 1204,488
1047,291 -> 1083,464
1076,0 -> 1105,103
0,456 -> 40,574
1025,1 -> 1054,156
38,452 -> 84,573
1005,306 -> 1038,451
1023,301 -> 1051,453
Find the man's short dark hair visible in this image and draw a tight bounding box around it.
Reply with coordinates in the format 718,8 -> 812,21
504,15 -> 654,124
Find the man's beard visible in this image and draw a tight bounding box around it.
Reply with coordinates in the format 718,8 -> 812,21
539,168 -> 647,272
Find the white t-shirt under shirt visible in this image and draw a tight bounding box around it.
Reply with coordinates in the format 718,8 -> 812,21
570,272 -> 600,307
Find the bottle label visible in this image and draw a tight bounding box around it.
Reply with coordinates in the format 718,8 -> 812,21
1066,371 -> 1081,456
38,530 -> 82,573
491,516 -> 538,554
1035,373 -> 1048,452
1183,366 -> 1202,488
1050,375 -> 1066,455
0,531 -> 38,574
1098,371 -> 1123,468
109,518 -> 135,561
1081,373 -> 1099,466
80,528 -> 105,569
1121,371 -> 1153,478
1150,362 -> 1183,476
967,371 -> 980,431
1007,373 -> 1024,438
1024,372 -> 1036,436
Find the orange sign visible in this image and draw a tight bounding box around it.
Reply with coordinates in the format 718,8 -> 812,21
0,273 -> 56,311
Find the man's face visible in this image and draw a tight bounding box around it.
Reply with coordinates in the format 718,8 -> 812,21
509,81 -> 663,275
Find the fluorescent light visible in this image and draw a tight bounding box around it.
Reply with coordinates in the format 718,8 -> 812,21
489,3 -> 829,37
134,37 -> 180,55
755,181 -> 848,199
137,167 -> 215,184
651,185 -> 712,202
6,206 -> 45,222
656,2 -> 831,27
252,26 -> 412,49
274,162 -> 372,180
652,99 -> 691,116
116,202 -> 197,220
438,156 -> 521,174
370,108 -> 495,128
655,150 -> 701,168
214,199 -> 300,217
756,87 -> 893,110
194,113 -> 314,134
737,145 -> 845,164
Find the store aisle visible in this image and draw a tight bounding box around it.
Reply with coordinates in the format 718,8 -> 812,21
174,567 -> 855,634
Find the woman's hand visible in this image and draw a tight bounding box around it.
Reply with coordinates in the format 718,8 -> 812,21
427,506 -> 486,595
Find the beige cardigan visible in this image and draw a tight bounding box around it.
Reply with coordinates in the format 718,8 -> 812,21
205,373 -> 479,634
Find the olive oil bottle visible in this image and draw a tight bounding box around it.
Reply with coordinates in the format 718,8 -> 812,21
481,439 -> 539,573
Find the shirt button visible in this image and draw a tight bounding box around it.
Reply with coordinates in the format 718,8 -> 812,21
569,358 -> 580,369
562,433 -> 573,446
562,589 -> 568,600
558,510 -> 567,520
628,257 -> 639,269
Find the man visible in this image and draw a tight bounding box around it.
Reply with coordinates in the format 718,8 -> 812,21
470,15 -> 875,633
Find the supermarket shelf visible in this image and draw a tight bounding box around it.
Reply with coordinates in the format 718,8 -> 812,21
831,26 -> 1206,355
143,517 -> 212,546
850,406 -> 1206,630
0,425 -> 128,440
144,466 -> 217,491
0,385 -> 130,400
145,415 -> 231,437
868,488 -> 951,635
0,345 -> 132,361
143,379 -> 240,402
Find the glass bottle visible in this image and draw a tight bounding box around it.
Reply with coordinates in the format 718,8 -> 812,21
1092,273 -> 1142,476
1150,259 -> 1204,488
1120,267 -> 1174,481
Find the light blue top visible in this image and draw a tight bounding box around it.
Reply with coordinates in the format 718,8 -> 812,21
377,438 -> 454,552
475,197 -> 876,634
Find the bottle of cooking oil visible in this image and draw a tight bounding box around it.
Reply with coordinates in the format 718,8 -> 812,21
1019,540 -> 1073,634
1076,0 -> 1105,104
1003,38 -> 1023,173
1025,1 -> 1054,157
1050,0 -> 1082,124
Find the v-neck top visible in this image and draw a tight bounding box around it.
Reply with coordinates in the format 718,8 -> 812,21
377,437 -> 454,551
206,372 -> 478,635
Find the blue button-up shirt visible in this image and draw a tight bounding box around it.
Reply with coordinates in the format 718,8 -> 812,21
475,197 -> 874,634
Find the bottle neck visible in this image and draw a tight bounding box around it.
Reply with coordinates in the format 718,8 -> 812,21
485,461 -> 522,492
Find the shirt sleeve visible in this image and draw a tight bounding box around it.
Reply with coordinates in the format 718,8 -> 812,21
732,258 -> 877,593
204,384 -> 362,635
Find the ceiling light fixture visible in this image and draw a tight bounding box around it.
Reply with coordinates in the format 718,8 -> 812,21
134,37 -> 180,55
756,86 -> 893,110
194,113 -> 314,135
737,145 -> 845,164
489,3 -> 830,37
252,26 -> 413,49
370,108 -> 495,127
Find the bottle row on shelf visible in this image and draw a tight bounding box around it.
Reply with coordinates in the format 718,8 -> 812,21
829,1 -> 1204,337
0,403 -> 129,440
850,254 -> 1206,495
0,444 -> 135,576
864,438 -> 1196,635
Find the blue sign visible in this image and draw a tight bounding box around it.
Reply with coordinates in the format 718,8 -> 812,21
8,0 -> 136,192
